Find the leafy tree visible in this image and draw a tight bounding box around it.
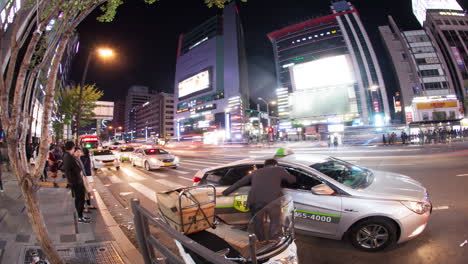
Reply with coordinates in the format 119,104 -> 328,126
0,1 -> 239,263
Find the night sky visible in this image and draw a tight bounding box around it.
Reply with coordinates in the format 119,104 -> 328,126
69,0 -> 466,105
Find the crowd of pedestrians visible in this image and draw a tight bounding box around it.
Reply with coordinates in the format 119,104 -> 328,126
382,128 -> 468,146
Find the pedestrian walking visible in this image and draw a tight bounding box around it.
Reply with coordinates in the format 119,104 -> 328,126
382,134 -> 387,145
222,159 -> 296,241
63,141 -> 90,224
47,145 -> 59,188
333,136 -> 339,148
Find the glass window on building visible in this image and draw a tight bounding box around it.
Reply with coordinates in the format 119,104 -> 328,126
444,20 -> 451,25
452,20 -> 458,25
422,112 -> 430,121
432,111 -> 447,120
435,20 -> 443,25
459,20 -> 465,26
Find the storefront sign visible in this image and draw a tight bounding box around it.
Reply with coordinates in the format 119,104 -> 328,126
416,101 -> 457,110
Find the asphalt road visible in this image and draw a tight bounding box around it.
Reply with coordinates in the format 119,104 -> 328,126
95,142 -> 468,264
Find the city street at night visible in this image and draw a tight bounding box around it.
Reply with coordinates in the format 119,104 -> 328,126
95,142 -> 468,264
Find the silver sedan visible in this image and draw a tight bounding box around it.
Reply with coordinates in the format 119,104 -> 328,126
130,148 -> 179,170
193,150 -> 431,252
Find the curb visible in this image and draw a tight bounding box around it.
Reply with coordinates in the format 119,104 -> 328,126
92,176 -> 144,264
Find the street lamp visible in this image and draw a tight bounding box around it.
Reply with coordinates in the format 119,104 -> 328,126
75,47 -> 116,144
258,97 -> 271,127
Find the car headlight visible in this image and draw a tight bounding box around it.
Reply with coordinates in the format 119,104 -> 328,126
150,158 -> 161,164
401,200 -> 432,214
174,156 -> 180,163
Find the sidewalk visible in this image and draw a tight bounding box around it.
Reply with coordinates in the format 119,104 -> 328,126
0,171 -> 143,264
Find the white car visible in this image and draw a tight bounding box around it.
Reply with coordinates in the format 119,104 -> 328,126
91,149 -> 120,170
114,146 -> 135,162
131,148 -> 179,170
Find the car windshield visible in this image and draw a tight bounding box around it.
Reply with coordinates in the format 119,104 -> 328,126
93,150 -> 113,156
120,147 -> 134,152
144,149 -> 168,155
310,158 -> 373,189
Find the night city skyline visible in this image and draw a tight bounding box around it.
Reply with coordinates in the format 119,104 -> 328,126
69,0 -> 465,104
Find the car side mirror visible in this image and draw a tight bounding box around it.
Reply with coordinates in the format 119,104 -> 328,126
311,183 -> 335,195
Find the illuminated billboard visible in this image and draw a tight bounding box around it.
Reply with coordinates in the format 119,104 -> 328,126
291,55 -> 355,91
178,68 -> 211,99
289,55 -> 358,119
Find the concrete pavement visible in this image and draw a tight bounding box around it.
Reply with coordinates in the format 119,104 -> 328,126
0,171 -> 143,264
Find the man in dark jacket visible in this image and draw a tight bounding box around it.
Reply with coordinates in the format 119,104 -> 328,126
63,141 -> 90,223
222,159 -> 296,241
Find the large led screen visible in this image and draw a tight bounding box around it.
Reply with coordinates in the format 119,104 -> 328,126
291,55 -> 355,91
178,69 -> 211,99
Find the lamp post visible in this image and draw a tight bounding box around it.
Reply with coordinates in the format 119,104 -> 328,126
75,47 -> 115,144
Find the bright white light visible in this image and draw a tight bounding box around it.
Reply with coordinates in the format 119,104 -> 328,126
412,0 -> 463,26
291,55 -> 355,91
374,114 -> 385,127
178,70 -> 210,98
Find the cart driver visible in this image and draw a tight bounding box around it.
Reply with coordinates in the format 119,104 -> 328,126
221,159 -> 296,241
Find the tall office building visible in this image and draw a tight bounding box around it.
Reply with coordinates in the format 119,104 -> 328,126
174,1 -> 248,143
134,93 -> 175,140
412,0 -> 463,26
424,9 -> 468,106
268,0 -> 390,134
379,16 -> 462,124
124,85 -> 155,133
112,101 -> 126,128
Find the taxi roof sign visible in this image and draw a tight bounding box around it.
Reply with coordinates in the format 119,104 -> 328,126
275,147 -> 294,156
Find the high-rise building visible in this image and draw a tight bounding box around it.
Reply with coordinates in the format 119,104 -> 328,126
124,85 -> 155,133
412,0 -> 463,26
424,9 -> 468,107
134,93 -> 174,141
113,101 -> 126,128
379,16 -> 462,124
268,0 -> 390,134
174,1 -> 248,143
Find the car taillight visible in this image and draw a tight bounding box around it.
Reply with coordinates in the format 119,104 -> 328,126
193,176 -> 201,183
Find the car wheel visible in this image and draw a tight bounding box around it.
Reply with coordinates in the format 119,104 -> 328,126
171,166 -> 178,169
348,217 -> 397,252
144,161 -> 151,171
116,166 -> 120,170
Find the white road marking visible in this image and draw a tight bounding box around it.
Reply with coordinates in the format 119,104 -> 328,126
182,159 -> 224,166
120,167 -> 146,181
171,169 -> 190,175
154,179 -> 184,190
178,176 -> 193,182
129,183 -> 157,202
108,176 -> 123,184
432,206 -> 449,210
456,174 -> 468,177
119,192 -> 134,196
147,171 -> 168,177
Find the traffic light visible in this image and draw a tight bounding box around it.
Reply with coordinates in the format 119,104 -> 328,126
249,110 -> 254,113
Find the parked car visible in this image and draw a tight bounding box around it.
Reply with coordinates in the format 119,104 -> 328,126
114,146 -> 135,162
131,148 -> 179,170
193,149 -> 432,252
91,149 -> 120,170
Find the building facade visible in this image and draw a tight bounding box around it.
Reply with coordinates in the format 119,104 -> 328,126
112,101 -> 126,129
379,16 -> 462,124
412,0 -> 463,26
173,1 -> 249,143
134,93 -> 174,141
424,9 -> 468,107
268,1 -> 390,138
124,85 -> 155,134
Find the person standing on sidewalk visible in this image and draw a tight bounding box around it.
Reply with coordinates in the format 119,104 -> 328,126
73,147 -> 95,213
63,141 -> 90,224
47,145 -> 59,188
80,148 -> 97,211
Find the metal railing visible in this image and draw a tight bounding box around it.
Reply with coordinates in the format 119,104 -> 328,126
131,198 -> 237,264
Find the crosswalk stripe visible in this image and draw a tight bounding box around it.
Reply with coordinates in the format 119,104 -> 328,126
182,159 -> 223,166
120,167 -> 146,181
147,171 -> 168,177
108,176 -> 123,184
178,176 -> 193,182
129,183 -> 157,202
154,179 -> 184,190
171,169 -> 190,175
